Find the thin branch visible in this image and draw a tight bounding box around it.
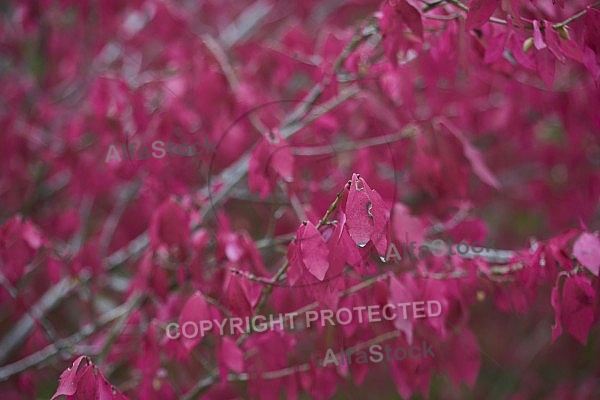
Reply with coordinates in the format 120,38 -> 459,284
195,329 -> 403,390
202,33 -> 268,135
0,276 -> 80,366
291,128 -> 415,157
95,293 -> 145,365
98,180 -> 142,259
0,293 -> 141,381
426,204 -> 471,234
553,2 -> 600,30
218,0 -> 274,49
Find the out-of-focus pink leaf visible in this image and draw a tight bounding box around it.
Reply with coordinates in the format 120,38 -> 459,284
221,337 -> 244,373
179,291 -> 210,351
149,199 -> 190,250
466,0 -> 499,30
391,0 -> 423,39
532,20 -> 546,50
573,233 -> 600,276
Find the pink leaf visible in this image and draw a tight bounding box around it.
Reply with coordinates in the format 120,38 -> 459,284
179,292 -> 210,350
51,356 -> 88,399
368,184 -> 390,256
543,22 -> 566,63
249,131 -> 295,199
391,0 -> 423,39
226,275 -> 252,317
463,141 -> 501,189
346,174 -> 374,247
345,173 -> 389,254
532,20 -> 546,50
149,200 -> 190,250
573,233 -> 600,276
536,48 -> 555,89
221,337 -> 244,373
466,0 -> 499,30
392,203 -> 425,248
441,121 -> 500,189
248,139 -> 273,199
298,221 -> 330,281
51,356 -> 127,400
269,143 -> 294,183
562,275 -> 596,344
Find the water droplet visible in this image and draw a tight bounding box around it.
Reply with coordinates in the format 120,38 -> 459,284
379,256 -> 387,263
358,241 -> 367,248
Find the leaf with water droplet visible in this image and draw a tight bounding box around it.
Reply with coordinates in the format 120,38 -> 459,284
345,174 -> 389,256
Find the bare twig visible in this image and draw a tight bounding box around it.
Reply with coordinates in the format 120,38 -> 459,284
95,292 -> 145,365
0,291 -> 140,381
98,180 -> 142,259
218,0 -> 274,48
0,276 -> 80,366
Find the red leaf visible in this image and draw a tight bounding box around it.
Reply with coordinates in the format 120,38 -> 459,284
484,32 -> 509,63
51,356 -> 127,400
463,140 -> 501,189
226,273 -> 261,317
574,233 -> 600,276
221,337 -> 244,373
332,217 -> 365,274
391,203 -> 425,248
346,175 -> 373,248
0,217 -> 46,284
179,292 -> 210,351
368,182 -> 390,256
544,22 -> 566,63
391,0 -> 423,39
345,174 -> 389,255
51,356 -> 88,399
98,376 -> 127,400
536,48 -> 555,89
248,139 -> 273,199
562,275 -> 596,344
149,199 -> 190,250
532,20 -> 546,50
440,120 -> 500,189
298,221 -> 329,281
466,0 -> 499,30
249,131 -> 295,199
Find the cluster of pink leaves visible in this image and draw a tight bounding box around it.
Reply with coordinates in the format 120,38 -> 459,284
1,0 -> 600,399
